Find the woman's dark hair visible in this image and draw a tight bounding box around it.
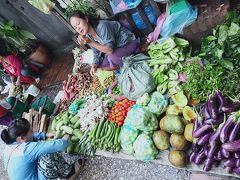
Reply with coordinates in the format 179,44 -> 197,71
68,10 -> 100,28
1,118 -> 30,144
0,40 -> 9,57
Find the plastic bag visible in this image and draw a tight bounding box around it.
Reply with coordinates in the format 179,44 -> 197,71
28,0 -> 55,14
158,2 -> 198,43
133,133 -> 158,160
69,98 -> 86,114
119,125 -> 139,154
147,92 -> 168,116
125,105 -> 158,132
118,53 -> 155,100
109,0 -> 142,14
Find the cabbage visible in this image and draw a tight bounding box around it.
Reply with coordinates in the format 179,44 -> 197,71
147,92 -> 168,116
133,133 -> 158,161
125,105 -> 158,131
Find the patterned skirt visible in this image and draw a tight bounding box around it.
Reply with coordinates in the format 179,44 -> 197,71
38,153 -> 74,179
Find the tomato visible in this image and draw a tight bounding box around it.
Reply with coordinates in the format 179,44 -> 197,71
118,121 -> 124,126
119,116 -> 125,122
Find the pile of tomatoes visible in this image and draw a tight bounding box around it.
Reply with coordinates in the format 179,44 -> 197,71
108,99 -> 135,126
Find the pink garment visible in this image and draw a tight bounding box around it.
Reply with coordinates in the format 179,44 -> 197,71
2,55 -> 35,84
147,12 -> 167,43
3,55 -> 22,76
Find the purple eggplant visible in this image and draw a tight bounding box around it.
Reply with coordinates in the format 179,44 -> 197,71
224,158 -> 237,167
207,145 -> 218,158
237,159 -> 240,167
203,158 -> 215,171
193,117 -> 199,133
225,166 -> 233,173
204,115 -> 224,125
194,148 -> 206,165
201,103 -> 211,119
217,150 -> 224,160
204,145 -> 209,156
216,91 -> 225,113
191,142 -> 202,153
198,133 -> 212,146
207,95 -> 218,120
189,152 -> 198,163
220,115 -> 235,143
222,139 -> 240,152
233,167 -> 240,175
229,121 -> 240,142
234,152 -> 240,159
193,124 -> 212,138
209,127 -> 222,146
221,148 -> 230,158
222,102 -> 240,113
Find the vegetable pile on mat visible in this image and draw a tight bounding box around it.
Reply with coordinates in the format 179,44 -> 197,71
190,91 -> 240,173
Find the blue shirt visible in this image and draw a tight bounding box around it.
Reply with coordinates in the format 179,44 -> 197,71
3,132 -> 68,180
87,20 -> 134,65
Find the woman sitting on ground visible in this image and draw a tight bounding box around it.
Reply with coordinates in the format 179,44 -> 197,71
0,50 -> 40,86
69,11 -> 139,76
1,118 -> 84,180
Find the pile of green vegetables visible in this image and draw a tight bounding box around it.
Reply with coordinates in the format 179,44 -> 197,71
147,37 -> 191,95
50,111 -> 84,154
71,120 -> 121,156
181,58 -> 240,102
198,11 -> 240,68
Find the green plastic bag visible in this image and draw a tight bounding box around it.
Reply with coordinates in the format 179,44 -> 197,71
133,133 -> 158,161
118,53 -> 156,100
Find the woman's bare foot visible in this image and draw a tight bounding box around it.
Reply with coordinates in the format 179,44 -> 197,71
68,159 -> 85,180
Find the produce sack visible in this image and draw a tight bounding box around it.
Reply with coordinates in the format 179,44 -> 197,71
28,0 -> 55,14
133,133 -> 158,160
125,105 -> 158,132
119,125 -> 139,154
147,92 -> 168,116
118,53 -> 155,100
158,2 -> 198,43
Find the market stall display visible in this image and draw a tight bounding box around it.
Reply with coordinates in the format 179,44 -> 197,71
44,10 -> 240,178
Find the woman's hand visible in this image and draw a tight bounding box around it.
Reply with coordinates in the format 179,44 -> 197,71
77,35 -> 90,45
90,64 -> 97,77
16,76 -> 21,86
46,132 -> 55,139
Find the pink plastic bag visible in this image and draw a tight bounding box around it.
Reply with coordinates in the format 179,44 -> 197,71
147,12 -> 167,43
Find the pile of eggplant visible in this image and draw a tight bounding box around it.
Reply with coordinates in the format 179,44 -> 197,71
189,91 -> 240,175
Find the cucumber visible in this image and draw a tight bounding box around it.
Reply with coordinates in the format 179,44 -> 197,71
71,136 -> 79,142
100,121 -> 108,138
60,126 -> 73,135
114,126 -> 121,145
73,120 -> 80,129
55,121 -> 64,131
51,118 -> 57,132
91,123 -> 99,139
73,129 -> 83,139
96,120 -> 105,139
70,115 -> 79,124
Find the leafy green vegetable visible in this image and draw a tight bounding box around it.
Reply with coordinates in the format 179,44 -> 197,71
222,68 -> 240,101
198,11 -> 240,68
181,59 -> 224,101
